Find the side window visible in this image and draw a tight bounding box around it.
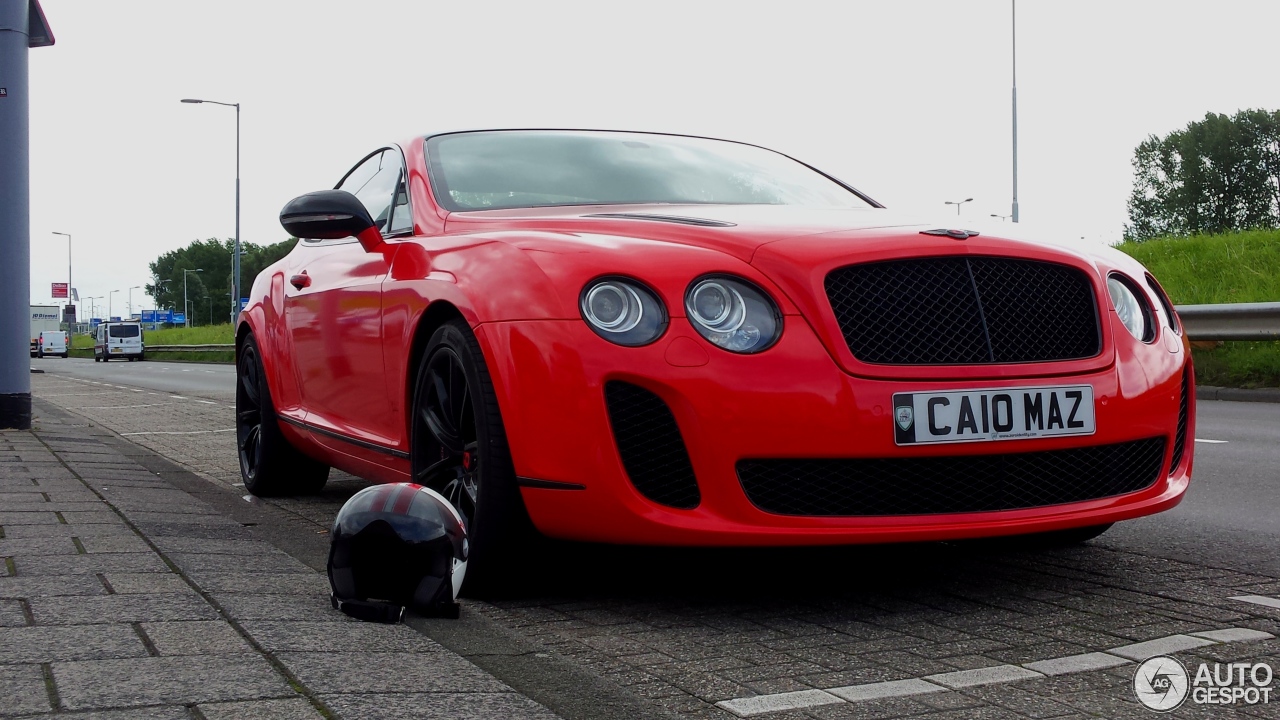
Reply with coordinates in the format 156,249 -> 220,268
337,149 -> 405,234
388,170 -> 413,234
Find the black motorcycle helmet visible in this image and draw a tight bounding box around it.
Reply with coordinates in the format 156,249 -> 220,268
328,483 -> 469,622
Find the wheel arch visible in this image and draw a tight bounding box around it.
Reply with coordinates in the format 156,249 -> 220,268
404,300 -> 470,434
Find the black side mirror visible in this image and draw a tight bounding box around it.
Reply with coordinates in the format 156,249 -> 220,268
279,190 -> 383,252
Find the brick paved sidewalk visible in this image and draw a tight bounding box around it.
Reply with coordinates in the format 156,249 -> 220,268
0,409 -> 559,719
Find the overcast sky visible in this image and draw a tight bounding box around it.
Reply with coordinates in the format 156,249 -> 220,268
26,0 -> 1280,316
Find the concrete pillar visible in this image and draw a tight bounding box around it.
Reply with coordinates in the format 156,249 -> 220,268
0,0 -> 53,429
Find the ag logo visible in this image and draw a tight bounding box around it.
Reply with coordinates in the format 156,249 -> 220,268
1134,655 -> 1189,712
895,406 -> 914,431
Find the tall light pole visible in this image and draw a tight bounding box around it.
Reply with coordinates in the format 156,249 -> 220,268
108,290 -> 119,319
181,98 -> 240,324
991,213 -> 1012,222
87,296 -> 101,320
945,198 -> 974,216
127,286 -> 141,317
51,231 -> 71,313
1011,0 -> 1020,223
183,268 -> 203,328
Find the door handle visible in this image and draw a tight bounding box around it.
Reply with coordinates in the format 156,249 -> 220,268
289,272 -> 311,290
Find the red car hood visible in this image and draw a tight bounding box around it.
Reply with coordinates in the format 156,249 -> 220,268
444,204 -> 925,261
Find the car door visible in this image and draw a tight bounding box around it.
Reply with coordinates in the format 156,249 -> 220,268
284,149 -> 402,448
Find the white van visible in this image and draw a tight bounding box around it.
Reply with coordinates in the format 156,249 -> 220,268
94,321 -> 145,362
37,330 -> 69,358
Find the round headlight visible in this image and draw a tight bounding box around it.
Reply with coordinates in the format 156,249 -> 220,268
580,277 -> 667,346
685,275 -> 782,353
1107,275 -> 1152,342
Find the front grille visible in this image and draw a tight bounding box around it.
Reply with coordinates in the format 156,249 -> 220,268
1169,366 -> 1191,475
604,381 -> 700,509
824,257 -> 1100,365
738,438 -> 1165,517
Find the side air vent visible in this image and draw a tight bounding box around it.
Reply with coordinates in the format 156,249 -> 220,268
604,381 -> 701,509
583,213 -> 736,227
1169,365 -> 1191,475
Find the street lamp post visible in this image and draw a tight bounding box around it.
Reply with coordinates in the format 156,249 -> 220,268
945,198 -> 974,216
108,290 -> 119,319
51,231 -> 71,313
1011,0 -> 1020,222
207,297 -> 213,326
181,98 -> 240,324
127,285 -> 141,318
183,269 -> 203,328
990,213 -> 1012,222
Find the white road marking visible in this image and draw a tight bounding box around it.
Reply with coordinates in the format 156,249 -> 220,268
717,690 -> 841,717
193,400 -> 216,405
828,679 -> 943,703
924,665 -> 1042,688
714,627 -> 1274,717
1195,438 -> 1229,444
120,429 -> 235,436
1231,595 -> 1280,610
1106,634 -> 1215,661
1023,652 -> 1129,676
80,403 -> 174,410
169,395 -> 188,400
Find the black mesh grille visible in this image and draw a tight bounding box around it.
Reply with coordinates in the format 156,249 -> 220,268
824,257 -> 1100,365
738,438 -> 1165,516
1169,366 -> 1191,475
605,381 -> 700,509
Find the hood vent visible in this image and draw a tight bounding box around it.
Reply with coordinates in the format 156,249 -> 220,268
582,212 -> 736,228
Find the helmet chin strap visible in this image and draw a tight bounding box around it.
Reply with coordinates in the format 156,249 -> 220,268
331,595 -> 406,624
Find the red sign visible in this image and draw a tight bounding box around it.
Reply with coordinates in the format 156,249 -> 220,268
51,282 -> 68,299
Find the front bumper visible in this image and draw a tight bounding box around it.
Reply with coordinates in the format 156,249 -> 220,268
479,317 -> 1193,546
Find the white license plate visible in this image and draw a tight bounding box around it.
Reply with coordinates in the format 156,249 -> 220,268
893,385 -> 1095,445
110,348 -> 121,353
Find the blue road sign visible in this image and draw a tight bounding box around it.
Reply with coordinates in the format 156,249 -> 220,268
171,313 -> 185,325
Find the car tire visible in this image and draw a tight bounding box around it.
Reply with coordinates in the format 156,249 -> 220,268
236,334 -> 329,496
410,319 -> 536,596
94,355 -> 100,362
62,353 -> 68,359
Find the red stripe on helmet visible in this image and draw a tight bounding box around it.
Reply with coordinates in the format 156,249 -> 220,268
368,484 -> 398,513
390,483 -> 417,515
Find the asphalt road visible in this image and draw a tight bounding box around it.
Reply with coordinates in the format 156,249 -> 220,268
31,356 -> 235,399
24,369 -> 1280,720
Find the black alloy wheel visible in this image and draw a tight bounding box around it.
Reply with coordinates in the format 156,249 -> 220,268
236,334 -> 329,496
410,320 -> 534,594
415,346 -> 481,525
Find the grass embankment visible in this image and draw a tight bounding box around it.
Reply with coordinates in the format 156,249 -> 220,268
1117,228 -> 1280,388
69,324 -> 235,363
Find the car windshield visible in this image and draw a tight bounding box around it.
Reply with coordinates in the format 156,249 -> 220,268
425,131 -> 870,212
109,325 -> 140,338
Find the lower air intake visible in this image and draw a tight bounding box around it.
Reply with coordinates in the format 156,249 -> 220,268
605,381 -> 700,509
738,438 -> 1165,516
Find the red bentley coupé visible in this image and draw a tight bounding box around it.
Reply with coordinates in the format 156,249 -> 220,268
236,130 -> 1193,582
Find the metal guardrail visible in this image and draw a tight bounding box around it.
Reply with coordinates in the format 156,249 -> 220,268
145,344 -> 235,352
1176,302 -> 1280,341
111,306 -> 1280,354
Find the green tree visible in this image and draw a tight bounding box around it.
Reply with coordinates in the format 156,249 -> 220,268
1126,109 -> 1280,240
146,238 -> 298,321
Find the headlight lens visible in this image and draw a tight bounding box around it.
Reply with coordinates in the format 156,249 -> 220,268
685,275 -> 782,353
580,277 -> 667,346
1107,275 -> 1152,342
